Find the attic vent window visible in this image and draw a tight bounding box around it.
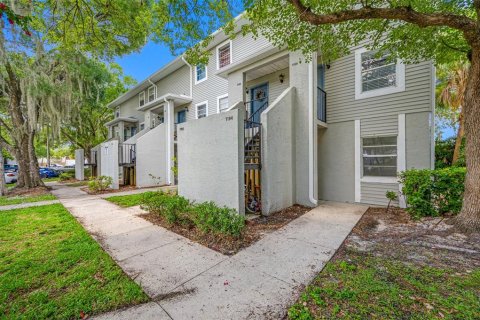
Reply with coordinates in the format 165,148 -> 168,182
217,41 -> 232,69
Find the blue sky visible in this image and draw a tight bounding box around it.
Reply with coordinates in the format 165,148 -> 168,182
115,42 -> 175,82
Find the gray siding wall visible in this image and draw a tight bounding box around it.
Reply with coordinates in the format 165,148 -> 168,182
361,182 -> 399,206
118,95 -> 145,123
155,65 -> 190,97
232,33 -> 272,62
189,46 -> 228,120
318,47 -> 433,206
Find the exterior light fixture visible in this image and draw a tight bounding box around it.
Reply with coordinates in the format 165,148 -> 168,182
279,73 -> 285,83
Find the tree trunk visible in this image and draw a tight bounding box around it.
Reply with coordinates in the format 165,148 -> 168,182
0,146 -> 7,196
452,109 -> 465,164
455,45 -> 480,231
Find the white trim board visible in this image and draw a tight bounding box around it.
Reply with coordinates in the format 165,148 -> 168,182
397,114 -> 407,208
354,120 -> 361,203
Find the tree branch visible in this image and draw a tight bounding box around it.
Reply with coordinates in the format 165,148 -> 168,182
288,0 -> 476,33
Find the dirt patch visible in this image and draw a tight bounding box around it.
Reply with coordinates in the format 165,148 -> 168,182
140,204 -> 311,255
338,207 -> 480,271
5,186 -> 51,197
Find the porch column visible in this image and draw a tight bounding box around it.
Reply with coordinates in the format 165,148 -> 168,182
118,121 -> 125,143
165,99 -> 175,185
228,70 -> 247,106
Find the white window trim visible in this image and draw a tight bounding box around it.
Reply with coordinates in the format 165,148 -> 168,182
195,101 -> 208,119
216,93 -> 229,113
138,91 -> 145,107
194,64 -> 208,84
147,85 -> 156,102
354,47 -> 405,100
115,107 -> 120,118
139,122 -> 145,131
216,39 -> 233,70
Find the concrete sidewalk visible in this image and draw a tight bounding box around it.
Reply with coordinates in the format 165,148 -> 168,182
0,199 -> 60,211
51,184 -> 367,319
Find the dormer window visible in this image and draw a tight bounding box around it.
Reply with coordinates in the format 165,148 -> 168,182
217,40 -> 232,69
139,91 -> 145,107
148,86 -> 156,102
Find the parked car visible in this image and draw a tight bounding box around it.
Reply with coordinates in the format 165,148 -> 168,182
39,168 -> 59,178
4,164 -> 18,172
4,170 -> 18,184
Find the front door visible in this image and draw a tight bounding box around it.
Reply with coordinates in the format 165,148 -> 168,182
250,83 -> 268,123
177,110 -> 186,124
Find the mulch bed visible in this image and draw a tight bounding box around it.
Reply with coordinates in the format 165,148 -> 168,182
338,207 -> 480,271
140,204 -> 311,255
4,186 -> 51,197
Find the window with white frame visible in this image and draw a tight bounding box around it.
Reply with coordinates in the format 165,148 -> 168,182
140,122 -> 145,131
115,108 -> 120,118
218,95 -> 229,113
148,86 -> 156,102
195,64 -> 207,83
196,102 -> 208,119
139,91 -> 145,107
355,48 -> 405,100
362,136 -> 397,177
217,41 -> 232,69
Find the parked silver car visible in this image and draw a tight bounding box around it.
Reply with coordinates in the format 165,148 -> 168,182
4,171 -> 18,184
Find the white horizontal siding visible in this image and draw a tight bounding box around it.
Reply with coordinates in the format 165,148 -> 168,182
155,65 -> 190,97
361,114 -> 398,136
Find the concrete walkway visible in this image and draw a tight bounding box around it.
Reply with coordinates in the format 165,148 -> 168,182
0,199 -> 60,211
51,184 -> 367,320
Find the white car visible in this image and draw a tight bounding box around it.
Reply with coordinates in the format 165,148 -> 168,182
4,171 -> 18,184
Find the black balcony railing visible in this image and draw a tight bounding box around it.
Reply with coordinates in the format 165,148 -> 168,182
244,99 -> 268,123
317,87 -> 327,122
119,143 -> 136,166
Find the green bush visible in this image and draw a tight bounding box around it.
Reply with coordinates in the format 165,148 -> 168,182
59,171 -> 75,181
88,175 -> 113,192
141,191 -> 192,225
399,167 -> 466,218
141,192 -> 245,237
435,137 -> 466,169
192,202 -> 245,237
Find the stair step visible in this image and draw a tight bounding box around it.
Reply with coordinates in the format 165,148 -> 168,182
245,163 -> 261,170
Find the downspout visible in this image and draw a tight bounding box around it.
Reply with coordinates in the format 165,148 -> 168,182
308,55 -> 318,206
181,56 -> 193,97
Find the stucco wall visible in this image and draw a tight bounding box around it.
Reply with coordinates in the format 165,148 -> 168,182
261,87 -> 295,215
136,124 -> 168,188
100,140 -> 119,189
317,122 -> 355,203
177,108 -> 245,213
406,111 -> 433,169
75,149 -> 84,181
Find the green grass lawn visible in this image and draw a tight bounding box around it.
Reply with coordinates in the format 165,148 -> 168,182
42,177 -> 60,182
0,193 -> 57,206
105,191 -> 157,208
0,204 -> 148,319
288,254 -> 480,320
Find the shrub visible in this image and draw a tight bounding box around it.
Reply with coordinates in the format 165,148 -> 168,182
141,191 -> 192,225
141,192 -> 245,237
385,191 -> 398,213
399,167 -> 466,218
88,175 -> 113,192
59,171 -> 75,181
192,201 -> 245,237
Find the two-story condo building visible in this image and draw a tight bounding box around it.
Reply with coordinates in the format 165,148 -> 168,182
91,17 -> 435,215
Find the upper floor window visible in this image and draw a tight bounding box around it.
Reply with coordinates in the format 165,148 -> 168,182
217,94 -> 229,113
196,101 -> 208,119
362,136 -> 397,177
195,64 -> 207,84
148,86 -> 156,102
355,48 -> 405,100
217,40 -> 232,69
115,108 -> 120,118
139,91 -> 145,107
